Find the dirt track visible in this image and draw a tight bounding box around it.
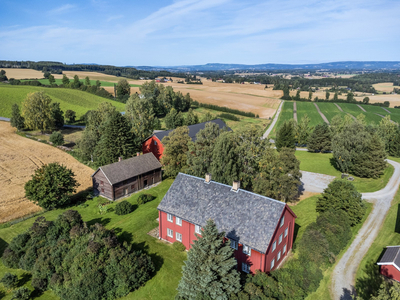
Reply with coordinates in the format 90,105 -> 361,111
0,122 -> 94,223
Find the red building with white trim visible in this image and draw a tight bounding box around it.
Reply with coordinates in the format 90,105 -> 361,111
157,173 -> 297,274
377,246 -> 400,282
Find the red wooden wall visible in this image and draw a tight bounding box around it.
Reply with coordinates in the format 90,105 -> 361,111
380,265 -> 400,282
143,136 -> 164,161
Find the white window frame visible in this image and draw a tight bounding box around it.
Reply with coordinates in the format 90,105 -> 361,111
195,225 -> 202,235
283,244 -> 287,254
271,258 -> 275,270
176,217 -> 182,226
167,213 -> 173,222
272,241 -> 276,252
279,234 -> 283,245
167,228 -> 173,238
242,244 -> 251,256
176,232 -> 182,242
242,263 -> 250,273
277,250 -> 281,261
280,216 -> 285,228
230,239 -> 238,250
284,227 -> 288,238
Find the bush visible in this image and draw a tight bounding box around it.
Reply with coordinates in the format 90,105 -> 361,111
0,272 -> 18,289
217,113 -> 240,121
115,201 -> 134,215
12,287 -> 30,300
137,194 -> 155,205
172,241 -> 186,252
49,131 -> 64,146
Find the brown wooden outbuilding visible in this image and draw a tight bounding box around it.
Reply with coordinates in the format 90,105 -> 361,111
91,153 -> 162,200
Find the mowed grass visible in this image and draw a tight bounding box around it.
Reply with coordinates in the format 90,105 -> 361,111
271,101 -> 294,138
0,179 -> 187,300
22,78 -> 141,87
295,151 -> 394,193
336,103 -> 383,124
296,102 -> 324,127
315,102 -> 347,122
0,85 -> 126,118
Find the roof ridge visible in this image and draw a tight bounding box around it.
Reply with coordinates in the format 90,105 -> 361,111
177,173 -> 285,206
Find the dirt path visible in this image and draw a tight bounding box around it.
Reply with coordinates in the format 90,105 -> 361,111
331,159 -> 400,299
0,122 -> 94,223
262,100 -> 283,139
313,103 -> 330,124
357,104 -> 366,112
381,107 -> 391,114
334,103 -> 343,112
293,101 -> 298,122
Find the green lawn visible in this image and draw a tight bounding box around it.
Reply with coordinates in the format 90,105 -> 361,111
295,151 -> 394,193
355,187 -> 400,299
296,101 -> 324,127
315,102 -> 347,122
22,79 -> 141,87
0,85 -> 126,119
271,101 -> 294,139
0,179 -> 187,300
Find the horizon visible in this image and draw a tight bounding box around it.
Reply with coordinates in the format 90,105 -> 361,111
1,0 -> 399,66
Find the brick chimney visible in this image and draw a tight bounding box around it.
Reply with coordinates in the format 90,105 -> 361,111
205,173 -> 212,183
118,157 -> 122,162
232,180 -> 240,192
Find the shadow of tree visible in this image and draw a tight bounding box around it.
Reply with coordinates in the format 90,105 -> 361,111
86,218 -> 111,227
330,157 -> 342,173
0,289 -> 5,299
114,228 -> 133,245
292,223 -> 301,248
340,286 -> 356,300
355,259 -> 384,300
395,204 -> 400,233
30,288 -> 44,299
131,241 -> 164,274
0,237 -> 8,257
69,187 -> 94,207
18,273 -> 32,287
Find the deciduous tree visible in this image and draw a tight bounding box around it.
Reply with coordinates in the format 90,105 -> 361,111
62,74 -> 70,86
10,103 -> 25,131
65,110 -> 76,123
116,79 -> 131,100
22,91 -> 54,133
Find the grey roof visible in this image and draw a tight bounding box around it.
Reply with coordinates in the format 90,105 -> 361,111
157,173 -> 291,253
93,152 -> 161,185
378,246 -> 400,268
151,119 -> 231,144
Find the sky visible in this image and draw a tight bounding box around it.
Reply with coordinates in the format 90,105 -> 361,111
0,0 -> 399,66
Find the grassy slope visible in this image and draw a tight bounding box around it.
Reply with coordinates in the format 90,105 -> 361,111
0,179 -> 187,300
0,85 -> 126,118
271,101 -> 294,138
296,101 -> 324,127
315,102 -> 347,122
337,103 -> 383,124
22,79 -> 141,87
295,151 -> 394,193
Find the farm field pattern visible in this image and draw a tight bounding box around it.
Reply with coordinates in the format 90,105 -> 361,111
295,101 -> 324,127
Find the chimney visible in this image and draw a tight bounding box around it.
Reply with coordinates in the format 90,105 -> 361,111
137,152 -> 140,157
232,181 -> 240,192
118,157 -> 122,162
205,173 -> 212,183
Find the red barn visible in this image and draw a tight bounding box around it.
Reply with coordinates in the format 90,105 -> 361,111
157,173 -> 297,274
142,119 -> 231,161
377,246 -> 400,282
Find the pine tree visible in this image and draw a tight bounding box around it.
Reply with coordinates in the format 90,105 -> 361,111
295,114 -> 311,146
325,91 -> 330,100
10,103 -> 25,131
164,108 -> 178,129
307,123 -> 332,152
275,121 -> 296,151
177,219 -> 241,300
94,111 -> 135,166
389,129 -> 400,157
333,92 -> 338,101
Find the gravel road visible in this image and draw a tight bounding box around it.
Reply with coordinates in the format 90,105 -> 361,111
300,171 -> 335,193
331,159 -> 400,299
262,100 -> 283,139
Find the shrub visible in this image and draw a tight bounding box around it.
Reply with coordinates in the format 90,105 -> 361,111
172,241 -> 186,252
137,194 -> 155,205
0,272 -> 18,289
115,201 -> 134,215
49,131 -> 64,146
217,113 -> 240,121
12,287 -> 30,300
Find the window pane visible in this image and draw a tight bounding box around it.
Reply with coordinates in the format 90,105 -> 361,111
285,227 -> 288,237
271,259 -> 275,269
280,216 -> 285,227
272,241 -> 276,251
283,244 -> 286,253
279,234 -> 282,244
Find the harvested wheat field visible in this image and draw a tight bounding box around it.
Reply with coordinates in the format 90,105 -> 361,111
0,68 -> 44,79
0,122 -> 94,223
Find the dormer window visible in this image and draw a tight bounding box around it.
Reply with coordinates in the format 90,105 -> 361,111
243,245 -> 251,256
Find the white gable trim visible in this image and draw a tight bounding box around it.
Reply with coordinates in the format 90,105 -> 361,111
377,261 -> 400,273
92,167 -> 112,185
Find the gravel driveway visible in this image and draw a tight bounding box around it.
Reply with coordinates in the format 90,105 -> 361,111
300,171 -> 335,194
331,159 -> 400,299
262,100 -> 283,139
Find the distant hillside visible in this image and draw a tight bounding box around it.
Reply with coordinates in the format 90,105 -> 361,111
135,61 -> 400,72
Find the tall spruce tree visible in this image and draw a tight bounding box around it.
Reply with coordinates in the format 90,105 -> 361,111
10,103 -> 25,131
94,111 -> 135,166
177,219 -> 241,300
295,114 -> 311,146
275,121 -> 296,151
307,123 -> 332,152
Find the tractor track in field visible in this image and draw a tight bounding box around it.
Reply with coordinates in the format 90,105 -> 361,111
293,101 -> 298,122
313,103 -> 329,124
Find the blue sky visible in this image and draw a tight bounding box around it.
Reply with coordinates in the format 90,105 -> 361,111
0,0 -> 399,66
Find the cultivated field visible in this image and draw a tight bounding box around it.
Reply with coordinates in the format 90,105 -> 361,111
0,68 -> 44,79
0,122 -> 94,223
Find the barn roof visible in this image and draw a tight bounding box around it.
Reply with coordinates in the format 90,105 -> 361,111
157,173 -> 295,253
146,119 -> 231,144
92,152 -> 161,185
377,246 -> 400,271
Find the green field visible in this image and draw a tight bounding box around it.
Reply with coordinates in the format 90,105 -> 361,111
22,79 -> 141,87
336,103 -> 383,124
315,102 -> 347,122
295,151 -> 394,193
363,105 -> 400,124
296,101 -> 324,127
0,85 -> 126,119
271,101 -> 294,138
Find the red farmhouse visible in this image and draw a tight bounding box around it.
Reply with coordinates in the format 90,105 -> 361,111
142,119 -> 231,160
377,246 -> 400,282
157,173 -> 297,274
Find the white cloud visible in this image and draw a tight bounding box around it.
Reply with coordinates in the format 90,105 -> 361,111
48,4 -> 76,15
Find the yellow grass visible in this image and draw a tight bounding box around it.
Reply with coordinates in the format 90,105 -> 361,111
0,68 -> 44,79
0,122 -> 94,223
373,82 -> 400,93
